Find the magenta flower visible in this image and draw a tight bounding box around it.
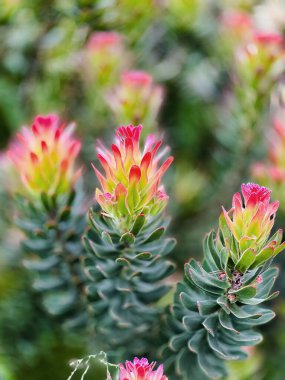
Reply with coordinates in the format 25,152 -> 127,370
220,183 -> 285,269
119,357 -> 168,380
8,114 -> 81,196
93,125 -> 173,229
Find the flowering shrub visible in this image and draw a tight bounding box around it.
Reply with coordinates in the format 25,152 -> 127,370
2,2 -> 285,380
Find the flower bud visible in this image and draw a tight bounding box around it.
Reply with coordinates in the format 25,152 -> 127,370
8,114 -> 81,197
220,11 -> 253,48
106,70 -> 164,131
236,32 -> 285,84
84,31 -> 128,88
220,183 -> 285,270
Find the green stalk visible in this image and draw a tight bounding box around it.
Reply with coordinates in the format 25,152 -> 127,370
82,209 -> 176,361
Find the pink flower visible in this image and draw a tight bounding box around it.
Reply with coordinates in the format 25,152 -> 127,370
222,11 -> 252,30
106,70 -> 164,129
8,114 -> 81,196
221,11 -> 253,42
87,32 -> 122,50
251,117 -> 285,212
93,125 -> 173,229
236,31 -> 284,66
84,31 -> 128,87
222,183 -> 278,244
119,357 -> 168,380
220,183 -> 285,268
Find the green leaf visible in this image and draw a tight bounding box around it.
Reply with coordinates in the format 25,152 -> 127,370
230,285 -> 257,300
239,236 -> 255,252
120,232 -> 135,245
186,260 -> 229,295
217,296 -> 231,314
116,257 -> 130,266
252,247 -> 274,268
274,241 -> 285,256
40,192 -> 52,211
23,238 -> 53,252
235,249 -> 256,272
219,212 -> 232,243
182,314 -> 203,332
218,309 -> 239,333
131,214 -> 146,235
67,190 -> 76,206
59,206 -> 71,221
158,237 -> 177,256
202,315 -> 218,337
188,329 -> 205,353
207,333 -> 241,360
169,332 -> 188,351
235,308 -> 275,326
197,343 -> 227,378
143,227 -> 165,243
203,233 -> 219,272
197,300 -> 218,316
242,291 -> 279,305
23,256 -> 60,271
33,276 -> 65,291
135,252 -> 152,260
227,303 -> 262,319
101,231 -> 114,247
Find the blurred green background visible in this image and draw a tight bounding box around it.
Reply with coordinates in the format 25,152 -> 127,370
1,0 -> 285,379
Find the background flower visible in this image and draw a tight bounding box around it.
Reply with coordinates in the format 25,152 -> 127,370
8,114 -> 81,196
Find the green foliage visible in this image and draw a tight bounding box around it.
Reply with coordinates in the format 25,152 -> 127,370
83,209 -> 176,360
16,189 -> 87,330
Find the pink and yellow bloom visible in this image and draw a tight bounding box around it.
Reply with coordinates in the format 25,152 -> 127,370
8,114 -> 81,197
106,70 -> 164,131
93,125 -> 173,229
252,116 -> 285,211
236,31 -> 284,79
84,31 -> 128,87
119,357 -> 168,380
220,11 -> 253,46
220,183 -> 285,269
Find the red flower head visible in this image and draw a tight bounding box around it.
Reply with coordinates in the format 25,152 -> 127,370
93,125 -> 173,230
220,183 -> 285,270
8,114 -> 81,196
